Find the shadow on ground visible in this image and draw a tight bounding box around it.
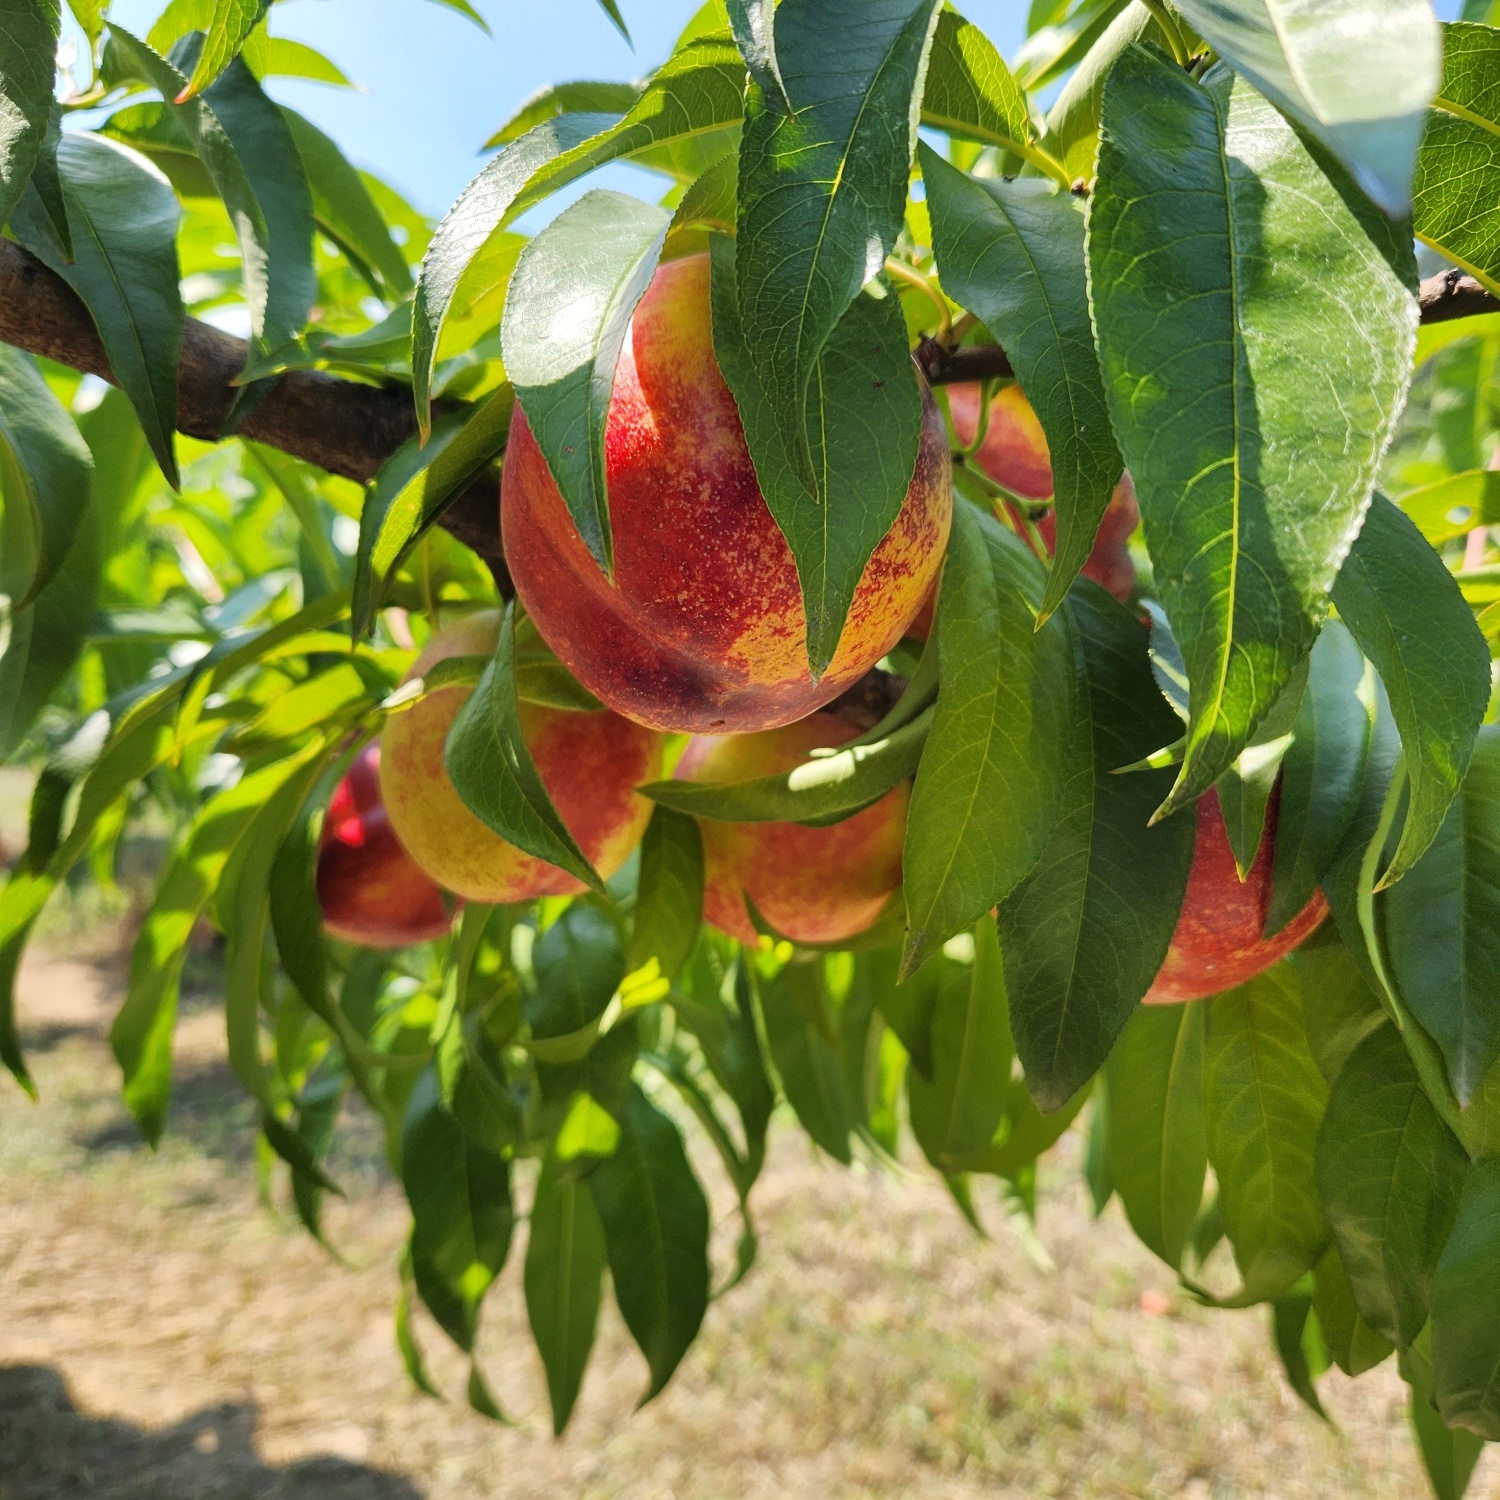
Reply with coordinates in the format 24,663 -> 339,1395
0,1365 -> 423,1499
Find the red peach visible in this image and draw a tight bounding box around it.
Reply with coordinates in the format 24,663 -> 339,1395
675,711 -> 907,946
317,745 -> 455,948
1144,787 -> 1328,1005
501,253 -> 953,735
380,610 -> 665,903
947,381 -> 1139,604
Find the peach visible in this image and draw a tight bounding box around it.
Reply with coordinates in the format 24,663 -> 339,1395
500,252 -> 952,735
1144,787 -> 1328,1004
675,711 -> 907,946
317,745 -> 456,948
947,381 -> 1139,604
380,610 -> 664,903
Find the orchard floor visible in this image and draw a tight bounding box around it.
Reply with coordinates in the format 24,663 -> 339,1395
1,939 -> 1495,1500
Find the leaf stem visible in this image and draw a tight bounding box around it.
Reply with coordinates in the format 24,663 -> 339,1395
1141,0 -> 1191,67
884,256 -> 951,341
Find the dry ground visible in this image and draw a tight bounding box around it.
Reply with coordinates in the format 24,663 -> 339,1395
0,932 -> 1494,1499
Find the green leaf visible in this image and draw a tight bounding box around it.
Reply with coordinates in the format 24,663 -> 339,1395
1313,1244 -> 1395,1377
111,760 -> 283,1142
756,957 -> 854,1163
592,0 -> 629,42
443,603 -> 605,895
11,132 -> 183,486
108,27 -> 314,371
1433,1160 -> 1500,1440
733,0 -> 941,496
529,903 -> 625,1043
710,236 -> 926,676
1170,0 -> 1440,217
1333,495 -> 1491,889
922,147 -> 1120,621
902,502 -> 1075,974
423,0 -> 489,29
642,702 -> 930,826
907,919 -> 1013,1168
725,0 -> 789,114
412,114 -> 610,425
178,0 -> 271,99
0,390 -> 135,757
1203,965 -> 1330,1303
1415,23 -> 1500,295
1039,1 -> 1162,187
1089,47 -> 1418,819
242,36 -> 352,89
1411,1370 -> 1487,1500
1213,658 -> 1305,880
1271,1288 -> 1330,1421
280,106 -> 412,297
1265,623 -> 1372,935
627,807 -> 703,983
1317,1022 -> 1469,1351
501,189 -> 670,573
1106,1001 -> 1207,1270
353,386 -> 514,635
66,0 -> 103,45
510,36 -> 746,214
0,344 -> 92,611
0,0 -> 60,228
1292,931 -> 1388,1088
483,81 -> 642,150
998,584 -> 1195,1111
588,1083 -> 710,1403
1014,0 -> 1129,91
403,1067 -> 514,1353
1400,467 -> 1500,547
920,7 -> 1044,168
1384,726 -> 1500,1105
525,1155 -> 606,1435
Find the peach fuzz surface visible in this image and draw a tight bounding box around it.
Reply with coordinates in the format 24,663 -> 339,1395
380,610 -> 664,904
501,253 -> 952,735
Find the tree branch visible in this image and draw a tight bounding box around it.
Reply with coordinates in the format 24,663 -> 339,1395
4,233 -> 1498,581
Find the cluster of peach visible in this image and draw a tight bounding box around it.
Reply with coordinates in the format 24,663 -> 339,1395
316,255 -> 1324,1004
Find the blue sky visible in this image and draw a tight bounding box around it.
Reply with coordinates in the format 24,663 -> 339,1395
85,0 -> 1032,220
79,0 -> 1465,227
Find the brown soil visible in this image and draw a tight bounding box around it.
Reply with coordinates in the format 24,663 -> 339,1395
0,946 -> 1493,1500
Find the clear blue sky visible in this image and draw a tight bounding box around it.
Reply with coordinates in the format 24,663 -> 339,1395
86,0 -> 1032,221
80,0 -> 1463,226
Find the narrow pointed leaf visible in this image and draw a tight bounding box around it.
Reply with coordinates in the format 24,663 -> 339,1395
1313,1245 -> 1394,1378
1089,47 -> 1417,819
0,344 -> 92,611
734,0 -> 941,494
1171,0 -> 1441,217
1432,1161 -> 1500,1440
1333,494 -> 1490,888
525,1156 -> 606,1435
592,0 -> 629,42
178,0 -> 271,99
413,114 -> 610,424
444,603 -> 605,895
1265,623 -> 1372,935
627,807 -> 703,983
923,145 -> 1120,621
902,502 -> 1075,973
709,234 -> 928,675
483,82 -> 642,150
11,132 -> 183,486
0,0 -> 60,228
1204,965 -> 1330,1303
588,1084 -> 710,1403
999,585 -> 1195,1111
920,7 -> 1034,159
1106,1001 -> 1207,1270
1317,1022 -> 1469,1350
1384,726 -> 1500,1105
501,189 -> 670,573
757,959 -> 854,1163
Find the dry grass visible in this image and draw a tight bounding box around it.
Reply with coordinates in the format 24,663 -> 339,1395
0,939 -> 1494,1500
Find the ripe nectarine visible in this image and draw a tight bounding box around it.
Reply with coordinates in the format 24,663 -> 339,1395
947,381 -> 1139,604
317,745 -> 455,948
1144,787 -> 1327,1004
381,611 -> 664,903
675,712 -> 907,946
501,253 -> 952,735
